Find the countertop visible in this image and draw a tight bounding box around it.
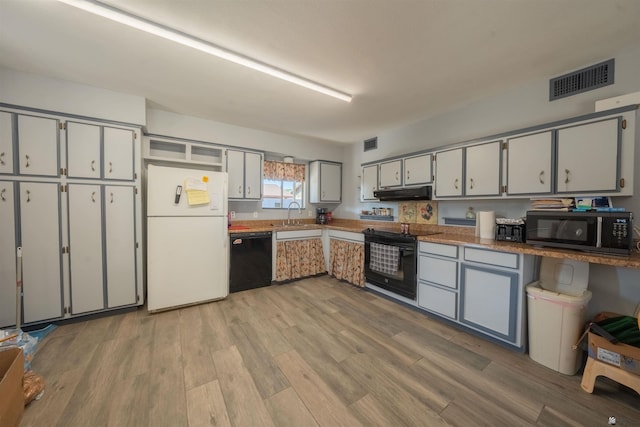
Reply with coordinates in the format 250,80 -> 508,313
227,219 -> 640,269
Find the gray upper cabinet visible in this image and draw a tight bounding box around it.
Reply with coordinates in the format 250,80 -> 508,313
506,131 -> 553,195
227,149 -> 263,200
361,164 -> 378,201
0,112 -> 13,175
68,123 -> 135,180
434,148 -> 463,197
17,114 -> 59,177
104,127 -> 135,181
67,122 -> 101,179
403,153 -> 433,186
556,117 -> 620,194
310,160 -> 342,203
465,141 -> 501,197
379,159 -> 402,188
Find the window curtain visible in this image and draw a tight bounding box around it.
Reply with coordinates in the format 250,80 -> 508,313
264,160 -> 306,182
275,238 -> 325,281
328,239 -> 365,287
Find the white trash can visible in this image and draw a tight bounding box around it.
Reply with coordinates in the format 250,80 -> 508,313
526,283 -> 592,375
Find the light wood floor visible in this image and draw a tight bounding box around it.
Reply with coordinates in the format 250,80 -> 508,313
21,276 -> 639,427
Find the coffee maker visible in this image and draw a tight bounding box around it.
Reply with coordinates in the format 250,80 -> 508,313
316,207 -> 328,224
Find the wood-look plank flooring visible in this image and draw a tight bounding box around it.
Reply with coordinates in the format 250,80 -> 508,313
21,276 -> 640,427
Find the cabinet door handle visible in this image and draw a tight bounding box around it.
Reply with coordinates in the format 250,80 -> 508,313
539,170 -> 545,184
454,178 -> 459,189
110,192 -> 114,204
247,186 -> 251,195
395,171 -> 399,181
1,188 -> 5,201
91,191 -> 96,203
322,191 -> 326,199
26,190 -> 31,202
25,154 -> 30,168
109,161 -> 113,173
406,170 -> 410,180
469,178 -> 474,189
564,169 -> 570,184
91,160 -> 96,172
238,185 -> 242,195
0,152 -> 5,165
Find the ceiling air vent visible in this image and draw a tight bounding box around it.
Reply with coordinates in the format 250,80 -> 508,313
549,59 -> 614,101
364,137 -> 377,152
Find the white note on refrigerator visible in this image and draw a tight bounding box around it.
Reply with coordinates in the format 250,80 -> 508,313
184,176 -> 210,205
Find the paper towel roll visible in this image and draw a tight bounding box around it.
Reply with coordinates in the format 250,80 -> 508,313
477,211 -> 496,239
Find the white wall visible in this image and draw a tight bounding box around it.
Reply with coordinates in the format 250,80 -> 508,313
335,44 -> 640,317
0,67 -> 146,125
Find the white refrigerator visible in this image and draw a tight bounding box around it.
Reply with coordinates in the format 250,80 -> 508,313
146,164 -> 229,312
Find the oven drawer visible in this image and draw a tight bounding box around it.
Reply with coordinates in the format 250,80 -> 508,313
418,283 -> 457,319
419,241 -> 458,258
418,255 -> 458,289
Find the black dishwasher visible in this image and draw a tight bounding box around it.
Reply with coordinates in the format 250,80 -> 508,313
229,231 -> 273,293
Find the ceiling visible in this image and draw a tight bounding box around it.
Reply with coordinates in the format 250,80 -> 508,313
1,1 -> 640,144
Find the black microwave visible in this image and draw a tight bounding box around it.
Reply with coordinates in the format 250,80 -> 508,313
525,210 -> 633,256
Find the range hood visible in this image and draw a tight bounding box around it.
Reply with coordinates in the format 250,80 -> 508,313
373,186 -> 432,201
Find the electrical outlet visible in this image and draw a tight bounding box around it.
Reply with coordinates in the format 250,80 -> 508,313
308,210 -> 313,217
253,211 -> 258,218
230,211 -> 236,219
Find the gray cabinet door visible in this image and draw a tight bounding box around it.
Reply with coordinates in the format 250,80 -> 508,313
0,181 -> 16,327
17,115 -> 59,177
244,151 -> 263,200
105,185 -> 137,308
435,148 -> 463,197
104,127 -> 134,181
460,263 -> 518,343
465,141 -> 501,197
68,184 -> 104,314
20,182 -> 63,323
556,117 -> 620,193
507,131 -> 553,195
0,112 -> 13,175
379,160 -> 402,188
67,122 -> 101,179
404,153 -> 433,186
319,162 -> 341,202
227,149 -> 245,198
361,165 -> 378,201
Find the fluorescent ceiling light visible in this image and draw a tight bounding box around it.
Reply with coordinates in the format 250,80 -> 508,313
56,0 -> 353,102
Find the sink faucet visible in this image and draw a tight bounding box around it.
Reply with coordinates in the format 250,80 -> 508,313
287,201 -> 302,225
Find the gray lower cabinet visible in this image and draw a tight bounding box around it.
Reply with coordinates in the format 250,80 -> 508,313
418,241 -> 537,350
20,182 -> 64,324
460,262 -> 519,342
104,185 -> 137,308
1,179 -> 65,327
68,184 -> 138,314
0,181 -> 17,327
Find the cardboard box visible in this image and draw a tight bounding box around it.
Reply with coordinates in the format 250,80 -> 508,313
587,331 -> 640,376
0,348 -> 24,427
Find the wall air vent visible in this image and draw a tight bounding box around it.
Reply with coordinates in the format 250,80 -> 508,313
549,59 -> 614,101
364,137 -> 378,152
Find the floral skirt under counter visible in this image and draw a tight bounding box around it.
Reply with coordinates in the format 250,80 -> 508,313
328,239 -> 365,287
275,238 -> 325,282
